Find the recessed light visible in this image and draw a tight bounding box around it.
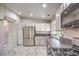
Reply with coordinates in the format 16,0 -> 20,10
30,13 -> 33,16
41,15 -> 45,18
43,4 -> 46,8
18,12 -> 22,15
56,14 -> 59,16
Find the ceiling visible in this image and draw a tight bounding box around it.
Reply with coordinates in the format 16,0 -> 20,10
6,3 -> 61,20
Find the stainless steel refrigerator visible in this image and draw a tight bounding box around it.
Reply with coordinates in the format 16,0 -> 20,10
23,26 -> 35,46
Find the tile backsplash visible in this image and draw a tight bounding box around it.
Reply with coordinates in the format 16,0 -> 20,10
62,28 -> 79,46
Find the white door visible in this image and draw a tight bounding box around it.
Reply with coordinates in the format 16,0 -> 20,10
0,21 -> 5,55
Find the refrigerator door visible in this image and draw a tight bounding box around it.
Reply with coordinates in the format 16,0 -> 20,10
23,26 -> 35,46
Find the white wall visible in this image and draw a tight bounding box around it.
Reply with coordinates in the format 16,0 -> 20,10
0,4 -> 5,19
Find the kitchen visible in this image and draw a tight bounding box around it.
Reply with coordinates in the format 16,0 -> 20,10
0,3 -> 79,56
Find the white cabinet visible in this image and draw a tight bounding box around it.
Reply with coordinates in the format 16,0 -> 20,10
35,23 -> 50,32
35,37 -> 47,46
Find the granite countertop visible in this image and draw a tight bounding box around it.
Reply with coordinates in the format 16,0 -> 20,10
48,44 -> 79,56
47,37 -> 72,48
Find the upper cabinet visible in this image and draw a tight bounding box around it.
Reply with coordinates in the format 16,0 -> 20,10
61,3 -> 79,17
61,3 -> 79,28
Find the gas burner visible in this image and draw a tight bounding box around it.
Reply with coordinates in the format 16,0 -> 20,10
48,45 -> 79,56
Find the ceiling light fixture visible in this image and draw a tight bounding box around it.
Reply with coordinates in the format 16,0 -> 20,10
56,14 -> 59,16
30,13 -> 33,16
43,4 -> 46,8
42,15 -> 45,18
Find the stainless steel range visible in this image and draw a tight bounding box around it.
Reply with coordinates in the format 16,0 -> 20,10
48,44 -> 79,56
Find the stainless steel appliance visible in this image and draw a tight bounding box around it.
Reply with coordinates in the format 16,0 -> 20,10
23,26 -> 35,46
